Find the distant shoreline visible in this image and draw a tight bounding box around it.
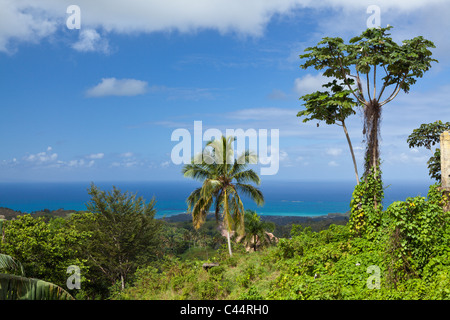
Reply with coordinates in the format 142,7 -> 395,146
161,211 -> 350,226
0,206 -> 349,226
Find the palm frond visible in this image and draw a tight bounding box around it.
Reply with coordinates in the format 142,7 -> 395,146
0,254 -> 25,276
236,183 -> 265,206
186,187 -> 203,212
228,186 -> 245,235
233,169 -> 261,185
182,163 -> 213,181
200,179 -> 221,200
191,196 -> 213,230
0,273 -> 74,300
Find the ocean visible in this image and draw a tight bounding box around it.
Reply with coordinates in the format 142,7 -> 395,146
0,180 -> 433,218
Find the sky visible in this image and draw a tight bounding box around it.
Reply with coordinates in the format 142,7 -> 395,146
0,0 -> 449,184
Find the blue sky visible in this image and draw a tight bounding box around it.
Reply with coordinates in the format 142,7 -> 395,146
0,0 -> 449,184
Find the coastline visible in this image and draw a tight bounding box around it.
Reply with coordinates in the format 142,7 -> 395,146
0,206 -> 349,227
161,211 -> 350,226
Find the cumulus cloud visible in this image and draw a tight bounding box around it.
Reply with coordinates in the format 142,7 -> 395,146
0,0 -> 448,62
72,29 -> 110,53
24,148 -> 58,164
1,147 -> 98,169
86,78 -> 148,97
0,1 -> 57,53
293,73 -> 330,96
68,159 -> 95,168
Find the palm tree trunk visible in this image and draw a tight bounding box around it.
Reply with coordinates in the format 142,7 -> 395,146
342,120 -> 359,185
227,230 -> 232,257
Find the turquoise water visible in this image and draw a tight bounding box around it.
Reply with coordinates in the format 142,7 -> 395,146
0,180 -> 432,218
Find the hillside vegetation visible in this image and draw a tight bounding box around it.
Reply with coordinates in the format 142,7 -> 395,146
115,183 -> 450,300
1,182 -> 449,300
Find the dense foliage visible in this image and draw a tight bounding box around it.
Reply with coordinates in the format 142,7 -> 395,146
1,180 -> 450,300
118,183 -> 450,300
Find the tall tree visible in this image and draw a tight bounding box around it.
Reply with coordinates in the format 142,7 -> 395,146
407,120 -> 450,182
82,184 -> 163,291
182,136 -> 264,257
298,79 -> 360,184
300,26 -> 437,207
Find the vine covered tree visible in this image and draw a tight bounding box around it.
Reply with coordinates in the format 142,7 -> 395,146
182,136 -> 264,257
300,26 -> 437,208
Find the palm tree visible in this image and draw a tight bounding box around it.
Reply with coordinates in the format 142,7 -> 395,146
0,253 -> 74,300
182,136 -> 264,257
241,210 -> 275,252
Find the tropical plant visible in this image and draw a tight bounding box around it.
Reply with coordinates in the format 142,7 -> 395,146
80,184 -> 163,291
0,253 -> 74,300
348,165 -> 384,236
300,25 -> 437,208
182,136 -> 264,256
241,210 -> 275,251
0,215 -> 88,288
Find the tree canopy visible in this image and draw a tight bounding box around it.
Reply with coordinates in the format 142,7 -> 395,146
300,26 -> 437,179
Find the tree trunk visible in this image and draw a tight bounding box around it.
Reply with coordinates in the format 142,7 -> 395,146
342,120 -> 360,185
363,100 -> 381,210
227,230 -> 232,257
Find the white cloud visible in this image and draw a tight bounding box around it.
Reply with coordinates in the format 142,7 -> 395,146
294,73 -> 330,96
0,1 -> 57,53
24,149 -> 58,164
161,161 -> 170,168
326,148 -> 343,157
328,160 -> 339,167
86,78 -> 148,97
6,147 -> 98,169
120,152 -> 134,158
111,160 -> 140,168
0,0 -> 449,58
68,159 -> 94,168
86,152 -> 105,159
72,29 -> 110,53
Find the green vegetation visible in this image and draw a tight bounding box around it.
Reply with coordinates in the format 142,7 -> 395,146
300,26 -> 437,183
0,26 -> 448,301
1,180 -> 450,300
182,135 -> 264,257
115,182 -> 450,300
0,253 -> 73,300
